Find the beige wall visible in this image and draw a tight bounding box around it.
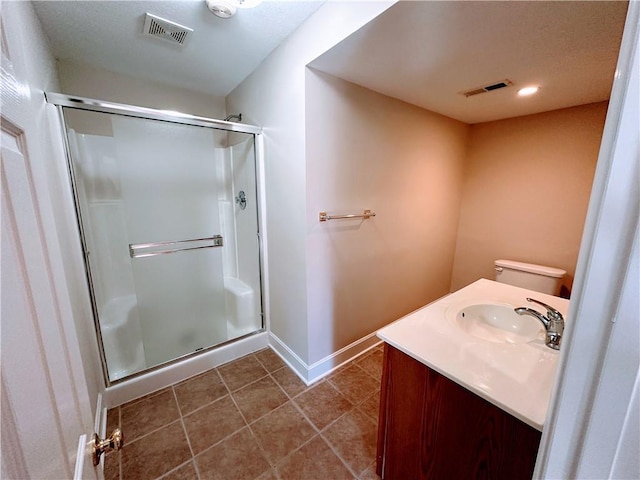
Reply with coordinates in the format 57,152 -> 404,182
226,2 -> 395,375
450,102 -> 608,295
306,70 -> 469,364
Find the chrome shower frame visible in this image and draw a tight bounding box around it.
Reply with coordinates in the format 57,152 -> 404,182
46,92 -> 266,386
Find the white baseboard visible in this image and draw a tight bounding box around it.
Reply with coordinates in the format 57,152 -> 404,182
268,333 -> 310,383
269,331 -> 382,385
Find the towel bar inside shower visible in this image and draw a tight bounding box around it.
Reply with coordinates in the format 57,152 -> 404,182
129,235 -> 223,258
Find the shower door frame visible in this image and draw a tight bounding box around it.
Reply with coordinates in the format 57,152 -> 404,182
46,92 -> 267,386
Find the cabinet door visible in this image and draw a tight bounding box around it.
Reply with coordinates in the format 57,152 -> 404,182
376,344 -> 429,478
377,344 -> 541,480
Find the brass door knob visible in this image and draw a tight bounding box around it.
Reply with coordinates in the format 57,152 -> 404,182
91,429 -> 123,466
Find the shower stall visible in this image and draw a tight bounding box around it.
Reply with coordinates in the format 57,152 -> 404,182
47,94 -> 265,384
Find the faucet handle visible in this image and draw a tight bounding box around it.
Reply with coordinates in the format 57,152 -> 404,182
525,297 -> 563,321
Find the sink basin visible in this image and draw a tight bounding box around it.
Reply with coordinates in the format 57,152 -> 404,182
448,303 -> 543,344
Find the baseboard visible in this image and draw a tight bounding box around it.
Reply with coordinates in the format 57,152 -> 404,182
308,332 -> 381,382
268,333 -> 310,383
269,331 -> 382,385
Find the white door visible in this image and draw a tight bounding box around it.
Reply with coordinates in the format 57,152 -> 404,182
1,4 -> 101,479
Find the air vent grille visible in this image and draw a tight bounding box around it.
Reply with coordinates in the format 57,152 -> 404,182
143,13 -> 193,46
462,79 -> 513,97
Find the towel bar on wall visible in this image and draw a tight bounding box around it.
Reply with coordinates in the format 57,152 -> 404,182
319,209 -> 376,222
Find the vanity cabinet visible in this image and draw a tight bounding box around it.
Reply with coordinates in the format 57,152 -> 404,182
376,344 -> 541,480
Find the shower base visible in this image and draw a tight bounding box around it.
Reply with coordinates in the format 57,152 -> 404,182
103,330 -> 268,407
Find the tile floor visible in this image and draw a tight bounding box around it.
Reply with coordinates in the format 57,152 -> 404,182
104,346 -> 384,480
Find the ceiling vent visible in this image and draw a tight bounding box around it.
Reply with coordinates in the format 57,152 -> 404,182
462,79 -> 513,97
143,13 -> 193,46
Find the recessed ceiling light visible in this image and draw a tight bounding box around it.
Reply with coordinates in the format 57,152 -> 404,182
518,86 -> 540,97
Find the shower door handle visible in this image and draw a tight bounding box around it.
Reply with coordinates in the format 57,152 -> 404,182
129,235 -> 223,258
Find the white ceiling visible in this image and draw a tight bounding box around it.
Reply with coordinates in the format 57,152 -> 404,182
32,1 -> 628,124
311,1 -> 628,124
32,0 -> 324,97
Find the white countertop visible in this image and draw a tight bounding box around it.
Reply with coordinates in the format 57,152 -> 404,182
377,279 -> 569,431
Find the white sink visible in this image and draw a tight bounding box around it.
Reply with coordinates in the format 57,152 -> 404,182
448,303 -> 543,344
377,279 -> 569,430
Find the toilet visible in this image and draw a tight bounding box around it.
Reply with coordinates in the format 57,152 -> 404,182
494,259 -> 566,296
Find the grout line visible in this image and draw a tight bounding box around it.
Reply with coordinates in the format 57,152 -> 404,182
184,392 -> 230,416
215,365 -> 269,461
290,374 -> 380,480
267,377 -> 356,478
171,387 -> 198,467
252,349 -> 272,372
219,362 -> 270,394
153,459 -> 197,480
122,418 -> 183,447
269,366 -> 311,400
171,385 -> 185,418
319,431 -> 362,480
178,389 -> 231,418
124,348 -> 383,480
270,434 -> 322,474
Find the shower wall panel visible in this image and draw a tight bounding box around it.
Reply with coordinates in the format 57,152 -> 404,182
231,139 -> 261,296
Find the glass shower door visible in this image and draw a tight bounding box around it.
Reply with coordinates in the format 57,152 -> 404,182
113,115 -> 227,372
65,108 -> 262,381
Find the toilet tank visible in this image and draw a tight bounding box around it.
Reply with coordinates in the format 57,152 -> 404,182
494,259 -> 566,296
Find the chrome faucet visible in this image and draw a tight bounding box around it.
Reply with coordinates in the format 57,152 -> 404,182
514,298 -> 564,350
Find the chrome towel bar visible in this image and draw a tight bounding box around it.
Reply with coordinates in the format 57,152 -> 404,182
129,235 -> 223,258
319,209 -> 376,222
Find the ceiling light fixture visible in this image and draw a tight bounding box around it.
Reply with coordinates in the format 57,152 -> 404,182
206,0 -> 262,18
518,86 -> 540,96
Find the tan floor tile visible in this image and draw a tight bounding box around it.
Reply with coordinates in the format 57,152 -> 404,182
106,407 -> 120,433
195,427 -> 271,480
328,365 -> 379,405
218,354 -> 269,391
255,348 -> 286,373
359,462 -> 382,480
110,348 -> 387,480
271,366 -> 309,398
356,349 -> 384,381
174,368 -> 228,415
232,376 -> 288,423
121,421 -> 191,480
294,381 -> 352,430
183,395 -> 246,454
359,390 -> 381,423
103,451 -> 119,480
323,409 -> 378,476
120,387 -> 170,408
158,461 -> 198,480
251,402 -> 316,464
120,388 -> 180,442
256,468 -> 278,480
276,436 -> 354,480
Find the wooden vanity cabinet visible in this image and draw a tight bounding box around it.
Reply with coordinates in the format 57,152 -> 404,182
376,344 -> 541,480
